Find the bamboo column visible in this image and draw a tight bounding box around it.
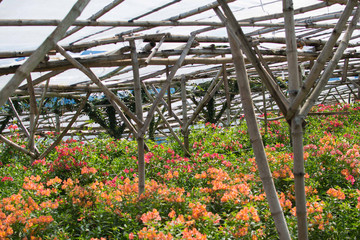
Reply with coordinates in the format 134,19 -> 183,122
26,75 -> 38,156
180,75 -> 190,155
130,40 -> 146,196
283,0 -> 307,239
215,7 -> 291,240
0,0 -> 90,108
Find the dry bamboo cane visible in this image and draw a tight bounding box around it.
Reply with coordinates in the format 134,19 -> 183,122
215,7 -> 291,239
183,68 -> 222,129
150,85 -> 183,126
286,0 -> 358,120
0,0 -> 90,108
130,40 -> 146,196
7,98 -> 40,156
138,34 -> 196,137
282,0 -> 307,239
55,45 -> 142,144
300,4 -> 360,117
62,0 -> 125,39
55,45 -> 143,127
26,75 -> 38,156
216,0 -> 289,117
38,92 -> 90,160
180,76 -> 190,155
19,70 -> 65,90
0,134 -> 37,159
141,82 -> 190,155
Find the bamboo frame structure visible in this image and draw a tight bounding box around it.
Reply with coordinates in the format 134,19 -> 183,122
1,0 -> 360,239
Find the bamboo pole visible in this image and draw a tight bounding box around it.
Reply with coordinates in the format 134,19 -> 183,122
55,45 -> 143,127
116,0 -> 235,37
145,34 -> 167,66
38,93 -> 90,160
19,70 -> 65,90
70,0 -> 181,44
300,5 -> 360,117
180,76 -> 190,155
184,69 -> 224,130
286,0 -> 358,120
26,75 -> 38,156
225,25 -> 291,240
130,40 -> 146,196
283,0 -> 307,239
62,0 -> 125,39
222,61 -> 231,126
141,82 -> 190,155
216,0 -> 290,117
138,34 -> 196,137
0,0 -> 90,108
150,85 -> 183,126
0,134 -> 37,159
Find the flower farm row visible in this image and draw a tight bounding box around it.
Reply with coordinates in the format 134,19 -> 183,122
1,102 -> 360,239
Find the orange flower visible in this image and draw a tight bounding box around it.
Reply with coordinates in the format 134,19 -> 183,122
140,209 -> 161,224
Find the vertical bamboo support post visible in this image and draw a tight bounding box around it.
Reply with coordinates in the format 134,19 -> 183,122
262,83 -> 268,135
180,75 -> 190,155
283,0 -> 307,239
223,61 -> 231,126
341,58 -> 349,83
166,66 -> 172,115
215,7 -> 291,239
26,75 -> 38,155
130,40 -> 145,196
55,113 -> 61,134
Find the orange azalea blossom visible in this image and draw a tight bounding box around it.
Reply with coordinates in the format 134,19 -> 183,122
327,188 -> 345,200
182,227 -> 207,240
46,176 -> 62,186
138,227 -> 158,240
189,202 -> 207,220
81,166 -> 97,174
140,209 -> 161,224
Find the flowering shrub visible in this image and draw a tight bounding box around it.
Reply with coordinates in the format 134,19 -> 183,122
0,102 -> 359,239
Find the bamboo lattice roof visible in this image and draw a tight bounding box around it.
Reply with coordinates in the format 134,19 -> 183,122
0,0 -> 359,139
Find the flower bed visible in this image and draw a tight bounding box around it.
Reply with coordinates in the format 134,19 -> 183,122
0,102 -> 360,239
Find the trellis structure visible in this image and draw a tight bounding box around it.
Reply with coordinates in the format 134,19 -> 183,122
0,0 -> 360,239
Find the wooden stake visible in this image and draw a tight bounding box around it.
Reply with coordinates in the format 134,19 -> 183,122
180,76 -> 190,155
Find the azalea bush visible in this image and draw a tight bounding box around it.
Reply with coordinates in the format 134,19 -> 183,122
0,102 -> 360,239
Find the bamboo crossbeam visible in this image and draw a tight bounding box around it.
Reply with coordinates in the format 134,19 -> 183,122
0,0 -> 91,108
2,18 -> 356,30
62,0 -> 125,39
19,70 -> 65,90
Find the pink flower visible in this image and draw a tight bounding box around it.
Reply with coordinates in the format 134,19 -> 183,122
346,175 -> 355,185
1,176 -> 14,182
124,169 -> 129,174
